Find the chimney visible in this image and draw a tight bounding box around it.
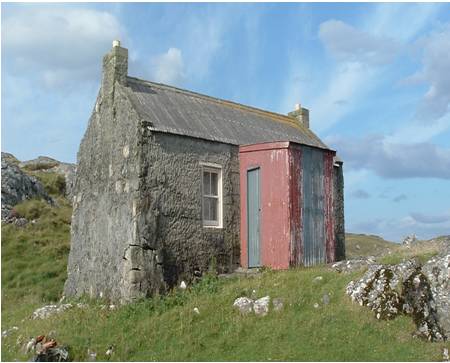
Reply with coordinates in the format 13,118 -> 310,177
101,40 -> 128,99
288,103 -> 310,129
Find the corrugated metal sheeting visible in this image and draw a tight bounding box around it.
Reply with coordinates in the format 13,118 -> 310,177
123,77 -> 332,151
301,146 -> 326,266
239,142 -> 338,269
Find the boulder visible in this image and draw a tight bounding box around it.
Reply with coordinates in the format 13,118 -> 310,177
253,296 -> 270,316
31,304 -> 73,320
1,152 -> 52,220
233,297 -> 253,314
346,257 -> 448,341
421,253 -> 450,339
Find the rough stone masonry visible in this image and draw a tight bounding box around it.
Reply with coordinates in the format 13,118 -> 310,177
64,42 -> 240,302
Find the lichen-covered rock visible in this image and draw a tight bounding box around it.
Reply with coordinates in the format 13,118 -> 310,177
331,257 -> 376,273
233,297 -> 254,314
421,253 -> 449,340
253,296 -> 270,316
1,152 -> 52,220
402,234 -> 418,246
403,270 -> 445,341
346,256 -> 448,341
31,304 -> 73,319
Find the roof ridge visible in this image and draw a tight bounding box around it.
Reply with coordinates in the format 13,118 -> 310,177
126,76 -> 303,129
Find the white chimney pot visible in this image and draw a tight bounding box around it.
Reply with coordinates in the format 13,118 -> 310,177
112,40 -> 121,48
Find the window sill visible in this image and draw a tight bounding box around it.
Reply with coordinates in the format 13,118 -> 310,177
203,225 -> 223,230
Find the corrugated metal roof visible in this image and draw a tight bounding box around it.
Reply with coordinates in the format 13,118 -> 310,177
123,77 -> 333,151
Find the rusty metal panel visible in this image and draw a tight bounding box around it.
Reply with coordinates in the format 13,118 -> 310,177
289,145 -> 303,266
239,142 -> 291,270
247,168 -> 261,267
324,151 -> 335,263
302,146 -> 325,266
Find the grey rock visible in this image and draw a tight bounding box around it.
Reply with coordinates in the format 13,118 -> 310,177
1,152 -> 53,220
233,297 -> 254,314
346,256 -> 448,341
254,296 -> 270,316
443,348 -> 449,362
31,304 -> 73,320
272,298 -> 284,311
402,233 -> 417,246
331,257 -> 376,274
32,346 -> 69,362
322,293 -> 330,305
421,253 -> 449,340
2,326 -> 18,338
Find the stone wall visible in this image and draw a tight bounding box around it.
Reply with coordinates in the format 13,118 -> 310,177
333,163 -> 345,261
64,74 -> 142,301
132,131 -> 241,298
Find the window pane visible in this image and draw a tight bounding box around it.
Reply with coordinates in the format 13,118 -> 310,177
203,197 -> 210,220
210,197 -> 218,221
210,172 -> 218,196
203,171 -> 210,195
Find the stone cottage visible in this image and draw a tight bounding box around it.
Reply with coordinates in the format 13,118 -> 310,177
64,41 -> 345,302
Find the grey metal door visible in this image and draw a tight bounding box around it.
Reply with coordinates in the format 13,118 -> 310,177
302,147 -> 325,266
247,168 -> 261,267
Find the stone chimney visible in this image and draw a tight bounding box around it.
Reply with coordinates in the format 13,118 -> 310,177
101,40 -> 128,99
288,103 -> 310,129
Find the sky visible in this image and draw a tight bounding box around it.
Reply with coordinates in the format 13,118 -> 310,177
2,2 -> 450,242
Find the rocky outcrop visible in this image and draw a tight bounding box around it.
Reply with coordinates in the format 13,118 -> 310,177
19,156 -> 76,199
1,152 -> 52,220
402,234 -> 418,246
331,256 -> 376,273
346,254 -> 449,341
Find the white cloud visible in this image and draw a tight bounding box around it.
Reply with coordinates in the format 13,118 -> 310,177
181,9 -> 229,81
151,48 -> 185,86
410,212 -> 450,224
327,134 -> 450,179
2,7 -> 125,86
410,24 -> 450,121
319,19 -> 399,65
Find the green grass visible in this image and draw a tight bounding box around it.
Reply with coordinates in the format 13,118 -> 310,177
2,265 -> 448,361
22,162 -> 59,172
26,171 -> 67,197
346,233 -> 398,259
2,187 -> 448,360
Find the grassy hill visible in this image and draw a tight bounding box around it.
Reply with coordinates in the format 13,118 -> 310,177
2,179 -> 448,361
345,232 -> 398,259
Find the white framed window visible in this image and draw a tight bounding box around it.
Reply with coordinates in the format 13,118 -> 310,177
201,163 -> 223,228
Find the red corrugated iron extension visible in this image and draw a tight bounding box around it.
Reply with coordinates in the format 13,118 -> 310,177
239,141 -> 337,269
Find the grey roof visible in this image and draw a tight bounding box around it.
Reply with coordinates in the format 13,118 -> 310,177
123,76 -> 333,152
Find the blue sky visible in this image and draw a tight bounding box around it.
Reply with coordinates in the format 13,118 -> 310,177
2,2 -> 450,241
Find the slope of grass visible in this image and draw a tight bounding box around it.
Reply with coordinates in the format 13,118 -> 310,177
2,265 -> 448,361
345,233 -> 398,259
2,185 -> 448,361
